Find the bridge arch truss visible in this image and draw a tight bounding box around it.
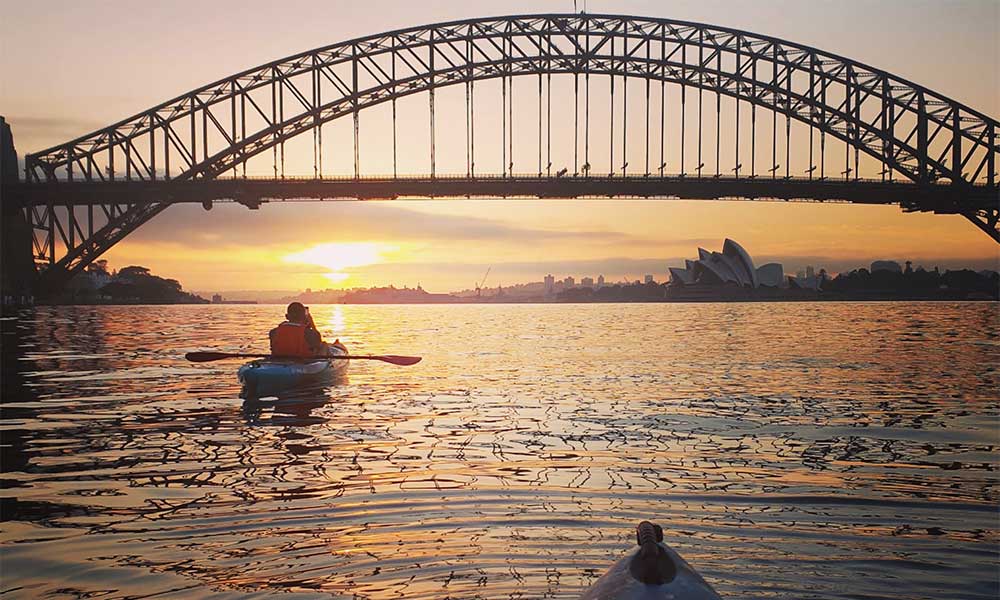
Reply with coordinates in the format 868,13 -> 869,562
17,13 -> 1000,289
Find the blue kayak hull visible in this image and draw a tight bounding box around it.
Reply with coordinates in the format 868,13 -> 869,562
238,346 -> 348,397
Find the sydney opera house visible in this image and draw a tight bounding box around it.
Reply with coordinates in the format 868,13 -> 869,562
669,239 -> 784,289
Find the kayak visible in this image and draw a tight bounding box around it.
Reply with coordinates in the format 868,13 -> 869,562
581,521 -> 722,600
238,340 -> 348,398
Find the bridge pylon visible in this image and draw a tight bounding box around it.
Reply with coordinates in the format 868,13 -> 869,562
1,117 -> 37,307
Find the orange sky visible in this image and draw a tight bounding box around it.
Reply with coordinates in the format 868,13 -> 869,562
2,0 -> 997,292
105,199 -> 997,293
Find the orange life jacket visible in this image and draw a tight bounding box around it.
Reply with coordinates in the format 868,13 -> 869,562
271,322 -> 314,357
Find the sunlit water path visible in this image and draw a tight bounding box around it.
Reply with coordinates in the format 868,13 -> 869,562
1,303 -> 997,599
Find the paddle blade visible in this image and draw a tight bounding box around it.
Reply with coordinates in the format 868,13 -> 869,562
185,351 -> 236,363
376,355 -> 422,366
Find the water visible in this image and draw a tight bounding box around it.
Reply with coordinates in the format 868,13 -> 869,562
1,303 -> 997,599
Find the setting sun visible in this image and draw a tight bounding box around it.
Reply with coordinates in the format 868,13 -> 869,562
283,242 -> 396,285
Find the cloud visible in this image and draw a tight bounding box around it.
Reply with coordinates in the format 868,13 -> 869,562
126,202 -> 646,246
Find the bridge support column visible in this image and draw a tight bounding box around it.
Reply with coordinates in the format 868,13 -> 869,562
0,117 -> 38,309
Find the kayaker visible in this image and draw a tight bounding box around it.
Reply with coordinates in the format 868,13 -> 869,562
270,302 -> 326,357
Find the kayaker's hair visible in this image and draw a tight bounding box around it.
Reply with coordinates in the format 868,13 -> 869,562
286,302 -> 307,320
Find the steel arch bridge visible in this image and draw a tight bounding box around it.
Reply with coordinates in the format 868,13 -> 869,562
6,13 -> 1000,293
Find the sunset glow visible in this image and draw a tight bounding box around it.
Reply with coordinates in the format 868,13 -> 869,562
283,242 -> 397,285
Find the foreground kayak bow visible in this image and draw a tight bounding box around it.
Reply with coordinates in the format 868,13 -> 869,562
581,521 -> 722,600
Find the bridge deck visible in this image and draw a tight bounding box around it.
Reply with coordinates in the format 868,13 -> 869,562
6,175 -> 997,214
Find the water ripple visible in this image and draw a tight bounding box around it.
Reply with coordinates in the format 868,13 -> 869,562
1,303 -> 997,599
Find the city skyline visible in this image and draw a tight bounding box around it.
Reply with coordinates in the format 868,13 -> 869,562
3,0 -> 997,292
188,251 -> 991,299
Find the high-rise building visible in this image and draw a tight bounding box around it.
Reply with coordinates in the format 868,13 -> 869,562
564,276 -> 575,288
597,275 -> 605,288
581,277 -> 594,287
543,274 -> 555,295
805,266 -> 815,279
644,274 -> 654,284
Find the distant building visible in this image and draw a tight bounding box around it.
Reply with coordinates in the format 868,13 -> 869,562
209,292 -> 257,304
67,267 -> 113,298
669,239 -> 780,288
871,260 -> 902,274
86,261 -> 112,289
789,274 -> 821,290
581,277 -> 594,287
670,267 -> 694,285
756,263 -> 784,287
805,266 -> 815,279
564,276 -> 575,288
544,274 -> 555,295
341,286 -> 459,304
644,274 -> 654,284
597,275 -> 605,288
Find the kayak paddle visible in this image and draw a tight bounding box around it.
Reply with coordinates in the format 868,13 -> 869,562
185,351 -> 421,366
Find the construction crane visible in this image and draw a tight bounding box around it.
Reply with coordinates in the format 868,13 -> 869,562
475,267 -> 491,297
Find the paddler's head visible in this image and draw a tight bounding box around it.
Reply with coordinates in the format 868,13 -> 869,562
286,302 -> 309,324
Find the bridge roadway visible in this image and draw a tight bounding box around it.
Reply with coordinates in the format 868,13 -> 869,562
7,175 -> 996,215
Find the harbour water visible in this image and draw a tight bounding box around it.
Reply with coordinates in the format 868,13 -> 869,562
1,303 -> 997,599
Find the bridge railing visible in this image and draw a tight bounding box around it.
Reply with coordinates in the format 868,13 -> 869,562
15,171 -> 998,187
